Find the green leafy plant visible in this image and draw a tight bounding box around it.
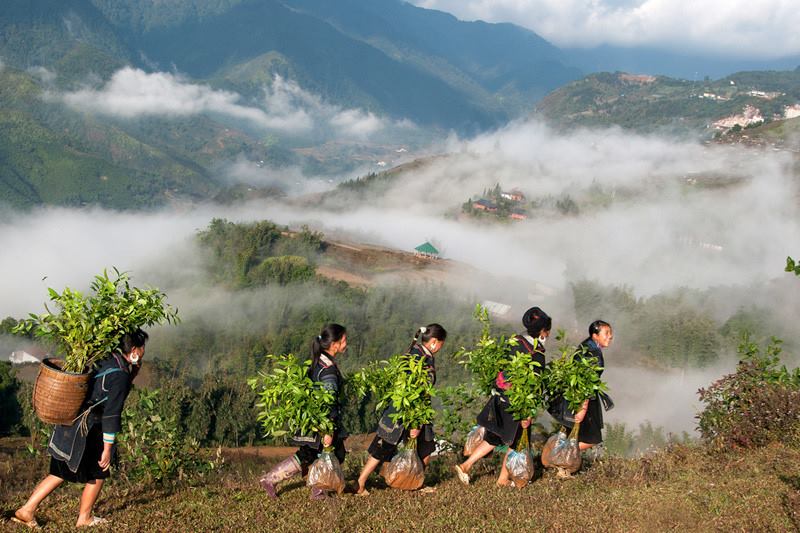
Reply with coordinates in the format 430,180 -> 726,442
545,332 -> 608,412
13,269 -> 179,373
118,388 -> 221,485
354,354 -> 436,430
697,334 -> 800,448
436,384 -> 483,442
786,256 -> 800,277
503,348 -> 546,421
455,304 -> 516,395
248,354 -> 336,439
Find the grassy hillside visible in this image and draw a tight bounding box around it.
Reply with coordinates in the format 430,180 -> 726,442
2,439 -> 799,531
535,70 -> 800,135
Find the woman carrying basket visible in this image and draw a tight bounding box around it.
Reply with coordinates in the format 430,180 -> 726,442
455,307 -> 551,487
13,329 -> 148,529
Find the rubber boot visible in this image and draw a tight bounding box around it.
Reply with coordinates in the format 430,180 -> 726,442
309,488 -> 329,501
260,456 -> 301,499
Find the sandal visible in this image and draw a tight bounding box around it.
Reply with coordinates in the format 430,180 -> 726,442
10,514 -> 40,530
556,468 -> 574,479
355,487 -> 370,497
454,465 -> 470,485
79,516 -> 109,528
419,486 -> 437,494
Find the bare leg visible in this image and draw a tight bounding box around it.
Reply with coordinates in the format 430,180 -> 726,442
458,440 -> 495,474
579,442 -> 595,451
16,475 -> 63,522
356,456 -> 381,494
422,456 -> 431,467
75,479 -> 105,527
496,450 -> 511,486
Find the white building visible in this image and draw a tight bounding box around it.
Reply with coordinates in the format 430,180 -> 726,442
9,350 -> 40,364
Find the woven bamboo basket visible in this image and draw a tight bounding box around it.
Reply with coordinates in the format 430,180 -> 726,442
33,358 -> 91,425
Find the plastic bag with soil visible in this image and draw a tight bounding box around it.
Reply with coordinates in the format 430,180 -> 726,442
380,438 -> 425,491
505,430 -> 534,488
541,424 -> 581,474
306,448 -> 345,494
463,425 -> 486,457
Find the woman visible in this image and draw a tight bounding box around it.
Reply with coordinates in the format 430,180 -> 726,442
259,323 -> 348,501
13,329 -> 148,529
355,323 -> 447,495
572,320 -> 613,450
454,307 -> 551,487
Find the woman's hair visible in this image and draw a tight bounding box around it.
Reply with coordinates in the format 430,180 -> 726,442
589,320 -> 612,337
118,329 -> 148,355
310,323 -> 347,374
408,323 -> 447,353
522,307 -> 552,337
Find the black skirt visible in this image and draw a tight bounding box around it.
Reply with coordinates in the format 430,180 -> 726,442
49,425 -> 109,483
483,423 -> 529,450
578,397 -> 604,445
367,429 -> 436,463
477,393 -> 523,447
295,434 -> 347,470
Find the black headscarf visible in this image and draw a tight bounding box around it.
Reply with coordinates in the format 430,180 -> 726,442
522,306 -> 552,337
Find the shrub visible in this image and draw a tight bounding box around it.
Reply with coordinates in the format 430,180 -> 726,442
0,362 -> 22,436
697,335 -> 800,448
117,388 -> 220,485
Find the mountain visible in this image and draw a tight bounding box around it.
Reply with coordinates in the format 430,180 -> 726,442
534,70 -> 800,136
1,0 -> 581,131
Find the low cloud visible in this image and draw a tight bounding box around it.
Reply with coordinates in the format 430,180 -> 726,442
411,0 -> 800,60
1,119 -> 798,436
54,68 -> 407,140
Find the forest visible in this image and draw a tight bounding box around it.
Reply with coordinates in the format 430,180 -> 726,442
1,219 -> 795,452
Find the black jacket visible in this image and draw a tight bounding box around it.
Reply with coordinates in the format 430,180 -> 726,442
49,353 -> 135,472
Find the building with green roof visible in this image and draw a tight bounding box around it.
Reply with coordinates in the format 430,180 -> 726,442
414,241 -> 440,259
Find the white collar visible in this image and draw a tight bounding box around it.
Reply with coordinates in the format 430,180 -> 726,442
320,353 -> 334,367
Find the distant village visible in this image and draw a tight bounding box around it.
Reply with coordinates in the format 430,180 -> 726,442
462,184 -> 529,221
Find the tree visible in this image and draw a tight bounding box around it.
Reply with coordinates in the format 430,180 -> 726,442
786,256 -> 800,277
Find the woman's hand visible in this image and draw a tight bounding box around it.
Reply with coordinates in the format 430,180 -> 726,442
521,418 -> 532,429
409,428 -> 421,439
574,400 -> 590,424
98,444 -> 113,471
322,434 -> 334,447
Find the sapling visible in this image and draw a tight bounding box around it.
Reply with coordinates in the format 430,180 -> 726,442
14,269 -> 179,373
248,354 -> 336,439
545,331 -> 608,413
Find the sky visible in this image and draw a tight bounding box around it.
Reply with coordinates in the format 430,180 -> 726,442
410,0 -> 800,60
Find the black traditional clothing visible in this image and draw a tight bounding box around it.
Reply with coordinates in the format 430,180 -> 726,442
48,353 -> 135,482
292,353 -> 348,469
576,338 -> 605,445
477,335 -> 545,447
368,344 -> 437,463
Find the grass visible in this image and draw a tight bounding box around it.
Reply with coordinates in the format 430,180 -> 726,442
3,437 -> 800,531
